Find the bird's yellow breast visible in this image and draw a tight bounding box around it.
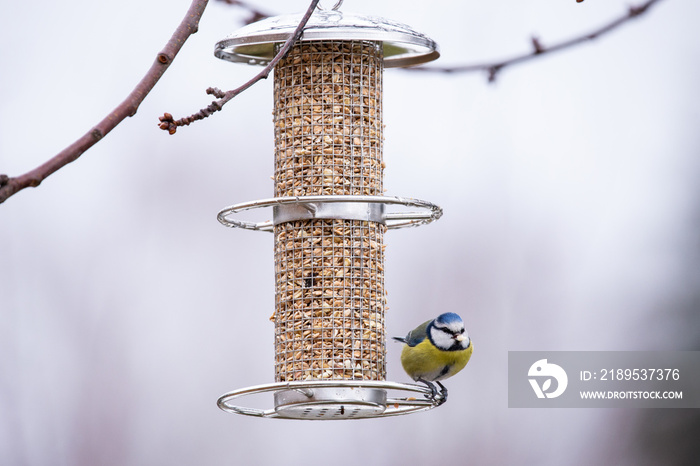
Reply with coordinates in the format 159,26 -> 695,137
400,339 -> 473,382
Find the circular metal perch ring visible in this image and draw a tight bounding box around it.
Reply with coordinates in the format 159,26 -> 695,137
217,380 -> 439,420
217,195 -> 442,232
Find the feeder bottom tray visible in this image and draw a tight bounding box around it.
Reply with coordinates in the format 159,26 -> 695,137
217,380 -> 440,420
274,386 -> 387,419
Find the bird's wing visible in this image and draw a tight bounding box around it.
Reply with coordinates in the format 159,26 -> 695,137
403,319 -> 432,347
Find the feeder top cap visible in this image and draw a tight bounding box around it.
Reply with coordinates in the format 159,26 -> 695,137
215,9 -> 439,68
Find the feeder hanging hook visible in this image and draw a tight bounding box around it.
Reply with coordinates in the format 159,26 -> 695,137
317,0 -> 343,11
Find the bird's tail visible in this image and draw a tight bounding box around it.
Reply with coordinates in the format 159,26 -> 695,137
392,336 -> 407,343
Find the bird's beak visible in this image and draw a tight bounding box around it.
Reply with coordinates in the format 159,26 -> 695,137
455,334 -> 466,342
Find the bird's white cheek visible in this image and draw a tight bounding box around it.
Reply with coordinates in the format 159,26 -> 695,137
430,330 -> 453,350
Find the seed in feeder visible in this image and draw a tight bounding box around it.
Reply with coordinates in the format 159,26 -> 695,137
272,42 -> 387,382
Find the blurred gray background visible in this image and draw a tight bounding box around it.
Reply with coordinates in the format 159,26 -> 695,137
1,0 -> 699,464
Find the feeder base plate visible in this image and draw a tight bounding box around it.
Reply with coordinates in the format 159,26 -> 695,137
217,380 -> 439,420
274,386 -> 386,419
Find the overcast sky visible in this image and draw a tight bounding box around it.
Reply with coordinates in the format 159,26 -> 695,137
1,0 -> 699,464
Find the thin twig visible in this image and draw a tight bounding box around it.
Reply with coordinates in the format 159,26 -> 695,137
407,0 -> 665,82
0,0 -> 210,204
159,0 -> 320,134
0,0 -> 667,203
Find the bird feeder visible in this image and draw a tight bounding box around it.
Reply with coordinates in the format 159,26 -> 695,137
216,1 -> 443,420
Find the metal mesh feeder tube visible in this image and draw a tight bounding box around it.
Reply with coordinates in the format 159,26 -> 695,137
215,5 -> 442,420
272,39 -> 386,385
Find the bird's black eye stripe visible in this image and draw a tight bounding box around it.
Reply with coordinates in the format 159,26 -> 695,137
459,328 -> 465,334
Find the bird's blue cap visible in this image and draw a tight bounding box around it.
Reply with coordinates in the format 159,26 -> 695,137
435,312 -> 463,326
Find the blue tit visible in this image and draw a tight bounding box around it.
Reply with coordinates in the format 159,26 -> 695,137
393,312 -> 472,405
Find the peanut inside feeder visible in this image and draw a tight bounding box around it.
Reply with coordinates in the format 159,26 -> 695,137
273,41 -> 386,383
215,5 -> 443,420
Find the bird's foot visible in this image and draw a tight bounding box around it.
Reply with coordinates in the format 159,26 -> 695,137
436,381 -> 448,406
418,378 -> 447,406
417,378 -> 438,400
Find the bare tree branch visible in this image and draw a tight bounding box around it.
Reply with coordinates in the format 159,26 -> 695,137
158,0 -> 320,134
406,0 -> 665,82
0,0 -> 667,203
0,0 -> 210,204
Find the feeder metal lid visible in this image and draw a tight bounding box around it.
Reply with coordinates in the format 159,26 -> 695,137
215,10 -> 439,68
